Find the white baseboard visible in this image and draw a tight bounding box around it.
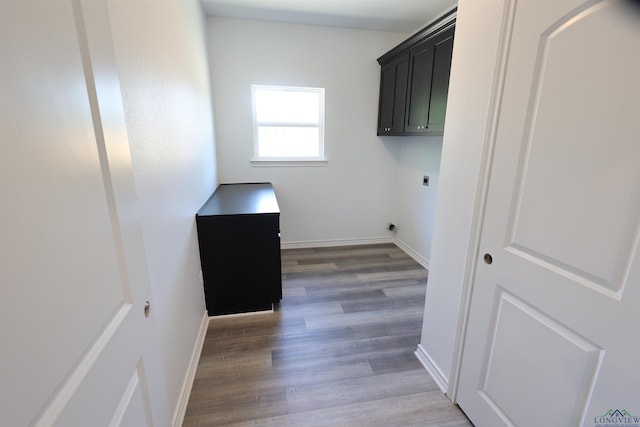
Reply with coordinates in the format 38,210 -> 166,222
281,236 -> 393,250
208,308 -> 274,319
393,238 -> 430,270
415,344 -> 449,396
172,310 -> 209,427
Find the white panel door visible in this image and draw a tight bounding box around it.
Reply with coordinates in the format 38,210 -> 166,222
457,1 -> 640,426
0,1 -> 170,425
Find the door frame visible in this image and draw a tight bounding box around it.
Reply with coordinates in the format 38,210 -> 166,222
445,0 -> 518,403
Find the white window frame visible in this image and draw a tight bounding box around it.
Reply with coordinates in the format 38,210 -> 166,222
251,85 -> 326,165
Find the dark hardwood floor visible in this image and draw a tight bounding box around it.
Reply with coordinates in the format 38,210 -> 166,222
183,243 -> 472,426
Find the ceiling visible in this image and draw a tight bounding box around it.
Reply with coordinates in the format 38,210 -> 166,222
200,0 -> 456,33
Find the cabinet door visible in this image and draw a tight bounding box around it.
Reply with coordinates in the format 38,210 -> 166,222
197,213 -> 281,316
405,26 -> 454,135
404,39 -> 436,134
426,28 -> 454,134
377,53 -> 409,135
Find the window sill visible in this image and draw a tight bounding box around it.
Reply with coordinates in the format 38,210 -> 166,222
251,158 -> 328,167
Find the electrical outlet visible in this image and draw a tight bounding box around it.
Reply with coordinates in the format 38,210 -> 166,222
423,176 -> 429,186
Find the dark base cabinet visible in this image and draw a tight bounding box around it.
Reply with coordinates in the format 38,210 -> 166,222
195,183 -> 282,316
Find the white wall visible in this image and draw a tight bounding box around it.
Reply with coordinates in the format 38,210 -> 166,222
107,0 -> 217,418
392,136 -> 443,267
418,0 -> 506,391
207,18 -> 409,246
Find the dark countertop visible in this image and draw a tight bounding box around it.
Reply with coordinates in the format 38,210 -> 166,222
197,183 -> 280,216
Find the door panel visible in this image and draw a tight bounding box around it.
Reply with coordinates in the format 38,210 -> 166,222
1,4 -> 127,422
457,1 -> 640,426
104,367 -> 149,427
481,290 -> 602,426
506,1 -> 640,295
116,370 -> 151,427
0,1 -> 168,425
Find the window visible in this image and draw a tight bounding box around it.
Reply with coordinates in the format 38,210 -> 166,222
251,85 -> 325,162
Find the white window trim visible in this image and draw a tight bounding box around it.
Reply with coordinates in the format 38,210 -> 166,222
250,159 -> 329,167
251,85 -> 327,164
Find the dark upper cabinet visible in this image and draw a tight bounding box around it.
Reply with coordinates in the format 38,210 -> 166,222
377,53 -> 409,135
377,10 -> 455,136
425,30 -> 454,134
405,27 -> 454,135
404,39 -> 435,134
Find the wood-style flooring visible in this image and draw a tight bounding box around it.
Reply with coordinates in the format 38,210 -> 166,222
183,243 -> 472,426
